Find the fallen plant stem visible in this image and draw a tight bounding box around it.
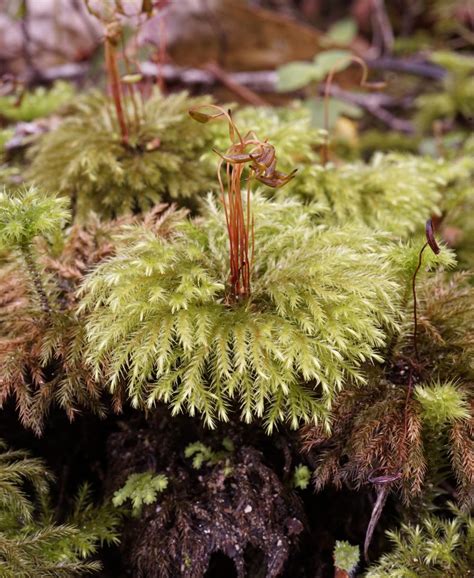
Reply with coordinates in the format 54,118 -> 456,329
364,484 -> 390,561
205,62 -> 269,106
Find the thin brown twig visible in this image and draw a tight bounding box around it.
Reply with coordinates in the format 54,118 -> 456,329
371,0 -> 394,56
205,62 -> 269,106
364,484 -> 390,561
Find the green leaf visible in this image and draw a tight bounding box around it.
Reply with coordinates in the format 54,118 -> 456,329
313,49 -> 352,77
305,98 -> 362,129
326,19 -> 357,45
277,61 -> 319,92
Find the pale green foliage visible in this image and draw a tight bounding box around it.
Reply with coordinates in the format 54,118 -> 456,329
81,195 -> 399,431
357,129 -> 420,156
430,51 -> 474,77
59,482 -> 121,558
0,129 -> 14,152
387,239 -> 456,291
334,540 -> 359,573
185,442 -> 217,469
436,138 -> 474,269
324,19 -> 357,45
0,189 -> 113,432
414,380 -> 472,505
366,508 -> 474,578
416,51 -> 474,131
395,270 -> 471,379
28,91 -> 217,219
277,49 -> 352,92
0,442 -> 51,525
416,381 -> 470,426
185,438 -> 234,469
112,472 -> 168,515
0,186 -> 69,250
289,153 -> 443,236
0,441 -> 120,577
0,82 -> 75,123
292,464 -> 311,490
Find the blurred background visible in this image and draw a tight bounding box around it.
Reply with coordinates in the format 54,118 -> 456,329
1,0 -> 472,151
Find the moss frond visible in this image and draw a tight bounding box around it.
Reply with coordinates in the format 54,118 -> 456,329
416,380 -> 470,426
112,472 -> 168,516
301,268 -> 472,506
81,194 -> 400,431
0,191 -> 110,432
0,186 -> 69,250
0,82 -> 75,123
0,441 -> 120,577
396,272 -> 473,378
285,153 -> 443,236
334,540 -> 360,574
366,507 -> 474,578
0,195 -> 188,432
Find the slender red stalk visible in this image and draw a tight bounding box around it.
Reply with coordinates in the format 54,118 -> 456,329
189,104 -> 295,303
412,242 -> 427,360
322,55 -> 384,165
105,36 -> 129,145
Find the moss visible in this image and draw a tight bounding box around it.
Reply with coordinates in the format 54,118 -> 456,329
28,91 -> 218,219
0,81 -> 75,123
81,194 -> 401,431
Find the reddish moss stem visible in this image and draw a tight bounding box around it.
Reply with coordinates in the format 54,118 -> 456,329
105,36 -> 129,145
412,242 -> 427,360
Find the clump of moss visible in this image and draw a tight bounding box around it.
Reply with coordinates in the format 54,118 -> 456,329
416,51 -> 474,133
285,153 -> 443,236
0,81 -> 75,123
28,91 -> 218,219
0,439 -> 121,576
366,507 -> 474,578
435,137 -> 474,270
81,194 -> 401,431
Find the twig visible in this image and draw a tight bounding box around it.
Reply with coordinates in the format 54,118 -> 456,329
204,62 -> 269,106
322,84 -> 415,133
367,57 -> 446,80
364,484 -> 390,561
142,62 -> 414,132
20,0 -> 40,84
371,0 -> 394,56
